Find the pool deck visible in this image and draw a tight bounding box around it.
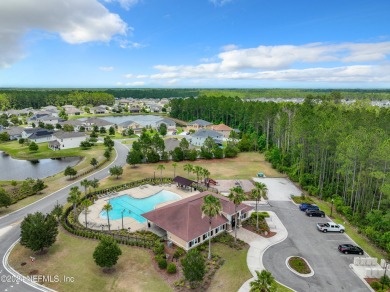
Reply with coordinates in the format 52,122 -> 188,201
79,184 -> 199,232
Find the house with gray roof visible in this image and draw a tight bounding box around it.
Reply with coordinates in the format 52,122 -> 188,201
156,118 -> 176,134
83,117 -> 113,131
59,119 -> 84,131
49,131 -> 88,150
190,129 -> 223,147
186,119 -> 212,132
22,128 -> 54,143
4,126 -> 25,140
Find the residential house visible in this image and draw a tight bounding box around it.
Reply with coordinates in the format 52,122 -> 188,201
156,118 -> 176,134
58,119 -> 84,132
129,106 -> 141,113
117,120 -> 144,135
210,124 -> 234,138
22,128 -> 54,143
91,105 -> 108,114
3,126 -> 24,140
143,191 -> 252,251
62,105 -> 83,116
49,131 -> 88,150
186,119 -> 212,132
164,138 -> 194,153
83,117 -> 113,131
190,129 -> 223,147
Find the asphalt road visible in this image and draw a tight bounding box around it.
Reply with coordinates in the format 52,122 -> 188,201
260,200 -> 369,292
0,140 -> 129,292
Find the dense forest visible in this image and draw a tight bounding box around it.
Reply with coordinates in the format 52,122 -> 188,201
169,96 -> 390,254
1,88 -> 390,110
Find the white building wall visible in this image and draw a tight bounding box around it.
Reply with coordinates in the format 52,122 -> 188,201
59,136 -> 87,149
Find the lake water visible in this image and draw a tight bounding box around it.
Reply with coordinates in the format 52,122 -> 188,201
0,151 -> 81,180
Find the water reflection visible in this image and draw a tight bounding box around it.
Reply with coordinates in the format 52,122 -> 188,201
0,151 -> 81,180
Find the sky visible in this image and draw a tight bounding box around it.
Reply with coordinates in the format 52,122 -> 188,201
1,0 -> 390,88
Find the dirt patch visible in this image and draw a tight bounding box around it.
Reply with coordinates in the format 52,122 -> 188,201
242,225 -> 276,238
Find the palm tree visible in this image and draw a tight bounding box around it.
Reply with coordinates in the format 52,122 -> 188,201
201,195 -> 222,260
183,163 -> 193,179
102,203 -> 113,231
157,164 -> 165,184
80,179 -> 90,196
253,182 -> 268,230
202,168 -> 211,186
228,186 -> 246,243
249,270 -> 277,292
193,165 -> 203,183
67,186 -> 81,219
172,162 -> 178,178
81,199 -> 92,228
90,178 -> 100,192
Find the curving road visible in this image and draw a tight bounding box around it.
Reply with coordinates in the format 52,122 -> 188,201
0,140 -> 129,292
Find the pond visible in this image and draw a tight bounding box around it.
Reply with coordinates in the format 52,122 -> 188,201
0,151 -> 81,181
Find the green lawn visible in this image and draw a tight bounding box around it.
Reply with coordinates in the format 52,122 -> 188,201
9,229 -> 172,292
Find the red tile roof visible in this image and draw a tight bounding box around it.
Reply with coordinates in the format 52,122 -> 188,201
142,191 -> 252,242
211,124 -> 233,131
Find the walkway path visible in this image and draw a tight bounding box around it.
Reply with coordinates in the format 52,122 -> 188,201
237,211 -> 293,292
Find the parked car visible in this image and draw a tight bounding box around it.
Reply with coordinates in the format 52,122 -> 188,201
305,209 -> 325,217
317,222 -> 345,233
299,203 -> 319,211
338,244 -> 364,255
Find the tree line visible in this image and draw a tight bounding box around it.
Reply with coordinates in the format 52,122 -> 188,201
169,95 -> 390,254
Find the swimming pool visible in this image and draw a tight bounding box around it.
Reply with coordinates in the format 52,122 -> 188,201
99,190 -> 181,223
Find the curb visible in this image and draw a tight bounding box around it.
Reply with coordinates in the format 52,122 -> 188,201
3,239 -> 57,292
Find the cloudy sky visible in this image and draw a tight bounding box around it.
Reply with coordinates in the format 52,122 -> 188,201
0,0 -> 390,88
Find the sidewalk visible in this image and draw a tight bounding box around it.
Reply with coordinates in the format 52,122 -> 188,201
237,211 -> 293,292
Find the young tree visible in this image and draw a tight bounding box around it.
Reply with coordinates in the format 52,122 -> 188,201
201,195 -> 222,260
252,182 -> 268,230
250,270 -> 277,292
104,149 -> 111,160
172,162 -> 178,178
0,188 -> 12,208
81,199 -> 93,228
93,235 -> 122,272
29,142 -> 39,152
109,126 -> 115,136
159,123 -> 167,136
228,186 -> 246,243
102,203 -> 113,231
171,147 -> 184,162
0,132 -> 10,142
181,249 -> 205,285
89,178 -> 100,191
183,163 -> 193,179
51,202 -> 63,222
109,165 -> 123,179
67,186 -> 81,219
20,212 -> 58,253
100,127 -> 106,134
126,150 -> 142,167
64,166 -> 77,179
157,164 -> 165,184
104,136 -> 114,148
80,179 -> 90,196
90,157 -> 98,168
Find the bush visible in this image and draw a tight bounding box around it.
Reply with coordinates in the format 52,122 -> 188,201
173,247 -> 185,259
370,281 -> 381,290
167,262 -> 177,274
156,255 -> 167,269
153,240 -> 165,255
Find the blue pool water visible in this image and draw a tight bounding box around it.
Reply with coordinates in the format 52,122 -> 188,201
100,190 -> 181,223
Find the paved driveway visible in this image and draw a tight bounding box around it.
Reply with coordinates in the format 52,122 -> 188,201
253,178 -> 369,292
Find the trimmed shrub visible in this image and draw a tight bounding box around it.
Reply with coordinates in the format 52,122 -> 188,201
156,255 -> 167,269
167,262 -> 177,274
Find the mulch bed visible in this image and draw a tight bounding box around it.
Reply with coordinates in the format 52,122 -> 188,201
242,225 -> 276,238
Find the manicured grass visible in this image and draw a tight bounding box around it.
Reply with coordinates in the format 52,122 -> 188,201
310,198 -> 388,261
275,282 -> 294,292
288,257 -> 311,274
291,195 -> 314,204
8,229 -> 172,292
208,243 -> 252,292
99,152 -> 285,189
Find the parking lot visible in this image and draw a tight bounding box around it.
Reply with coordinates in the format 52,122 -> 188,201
254,178 -> 369,292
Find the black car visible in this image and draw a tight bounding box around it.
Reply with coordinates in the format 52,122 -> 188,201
305,209 -> 325,217
338,244 -> 364,255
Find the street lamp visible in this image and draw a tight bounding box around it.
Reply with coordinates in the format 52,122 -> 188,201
330,198 -> 334,217
121,209 -> 125,230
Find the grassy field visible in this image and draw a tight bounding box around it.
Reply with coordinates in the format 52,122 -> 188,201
9,229 -> 172,292
208,243 -> 251,292
99,152 -> 285,189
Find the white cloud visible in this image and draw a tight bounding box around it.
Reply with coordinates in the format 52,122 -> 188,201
139,41 -> 390,84
209,0 -> 233,6
99,66 -> 114,71
118,39 -> 146,49
221,44 -> 238,51
0,0 -> 128,68
105,0 -> 139,10
126,81 -> 145,86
